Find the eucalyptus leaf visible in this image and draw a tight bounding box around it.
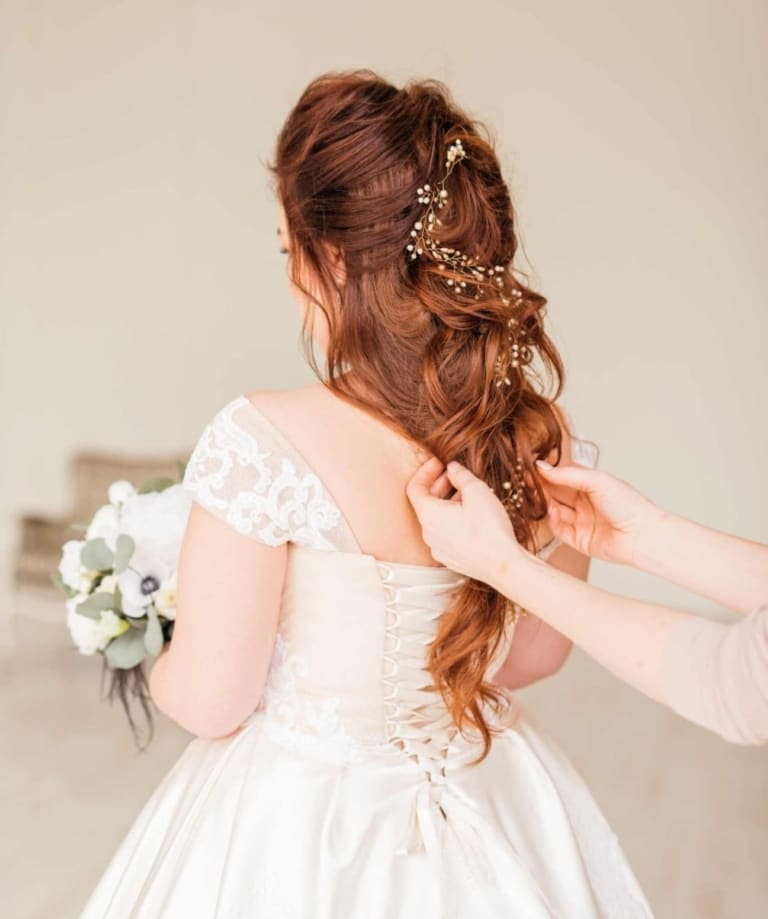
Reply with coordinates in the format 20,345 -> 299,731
113,582 -> 123,612
50,571 -> 77,598
144,605 -> 164,656
137,476 -> 175,495
76,591 -> 117,620
80,538 -> 114,571
113,534 -> 135,574
105,628 -> 147,669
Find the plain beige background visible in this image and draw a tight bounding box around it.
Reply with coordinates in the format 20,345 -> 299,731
1,1 -> 766,917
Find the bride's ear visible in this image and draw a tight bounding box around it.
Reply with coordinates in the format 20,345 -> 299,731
325,241 -> 347,289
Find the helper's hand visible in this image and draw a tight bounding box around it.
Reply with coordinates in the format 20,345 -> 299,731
406,457 -> 526,587
535,459 -> 663,565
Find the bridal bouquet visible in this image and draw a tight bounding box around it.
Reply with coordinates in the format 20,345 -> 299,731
52,467 -> 190,748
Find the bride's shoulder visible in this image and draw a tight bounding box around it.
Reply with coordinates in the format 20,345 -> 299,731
181,384 -> 343,547
183,386 -> 316,468
242,382 -> 326,417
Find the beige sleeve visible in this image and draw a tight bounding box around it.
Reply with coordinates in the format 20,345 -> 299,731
659,603 -> 768,745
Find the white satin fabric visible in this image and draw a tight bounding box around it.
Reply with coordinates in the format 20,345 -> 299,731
80,545 -> 653,918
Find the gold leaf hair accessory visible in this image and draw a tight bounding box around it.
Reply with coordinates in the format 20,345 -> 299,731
405,138 -> 534,389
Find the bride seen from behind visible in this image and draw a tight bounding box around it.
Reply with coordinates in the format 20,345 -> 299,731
258,199 -> 583,693
79,68 -> 654,918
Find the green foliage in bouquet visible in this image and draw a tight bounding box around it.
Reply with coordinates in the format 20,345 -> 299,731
53,460 -> 189,751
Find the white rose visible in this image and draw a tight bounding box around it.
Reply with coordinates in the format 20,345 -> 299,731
108,480 -> 136,507
66,599 -> 129,655
119,484 -> 191,571
59,539 -> 100,593
59,540 -> 86,590
85,503 -> 120,551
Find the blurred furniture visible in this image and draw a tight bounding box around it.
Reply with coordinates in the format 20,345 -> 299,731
13,451 -> 185,596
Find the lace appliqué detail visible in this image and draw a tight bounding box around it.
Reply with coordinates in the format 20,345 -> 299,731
183,396 -> 341,548
253,633 -> 368,765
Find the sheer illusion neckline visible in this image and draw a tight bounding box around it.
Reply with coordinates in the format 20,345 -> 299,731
239,394 -> 452,572
238,394 -> 558,572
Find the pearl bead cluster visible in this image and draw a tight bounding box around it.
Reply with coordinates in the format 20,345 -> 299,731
501,456 -> 526,513
494,302 -> 533,388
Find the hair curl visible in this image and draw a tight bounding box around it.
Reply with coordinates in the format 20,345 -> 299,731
267,68 -> 569,764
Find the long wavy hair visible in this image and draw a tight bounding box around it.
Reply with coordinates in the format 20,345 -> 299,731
267,69 -> 568,764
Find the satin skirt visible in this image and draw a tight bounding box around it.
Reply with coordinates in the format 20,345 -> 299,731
78,707 -> 654,919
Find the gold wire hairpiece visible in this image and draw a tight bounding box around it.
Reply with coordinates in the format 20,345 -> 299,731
501,456 -> 525,512
406,139 -> 503,292
404,138 -> 534,392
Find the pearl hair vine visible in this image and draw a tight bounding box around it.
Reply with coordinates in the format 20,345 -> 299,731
404,137 -> 534,391
406,138 -> 502,290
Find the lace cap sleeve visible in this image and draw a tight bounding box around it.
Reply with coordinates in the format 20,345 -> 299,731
181,395 -> 345,548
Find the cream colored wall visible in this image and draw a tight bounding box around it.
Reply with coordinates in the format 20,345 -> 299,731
1,1 -> 766,915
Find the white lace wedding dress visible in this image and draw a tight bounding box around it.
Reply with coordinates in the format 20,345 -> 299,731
79,395 -> 654,918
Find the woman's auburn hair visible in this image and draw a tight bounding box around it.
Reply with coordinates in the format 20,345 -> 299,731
267,68 -> 571,764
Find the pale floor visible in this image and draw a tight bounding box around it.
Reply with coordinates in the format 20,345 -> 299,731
2,595 -> 766,919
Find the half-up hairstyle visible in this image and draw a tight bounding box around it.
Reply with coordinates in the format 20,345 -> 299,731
267,68 -> 567,764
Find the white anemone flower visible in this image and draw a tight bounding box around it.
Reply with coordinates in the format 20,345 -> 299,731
117,552 -> 172,618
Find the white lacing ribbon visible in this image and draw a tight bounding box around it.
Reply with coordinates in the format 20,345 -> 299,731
377,562 -> 552,909
395,762 -> 556,913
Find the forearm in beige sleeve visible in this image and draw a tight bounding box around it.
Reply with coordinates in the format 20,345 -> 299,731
659,603 -> 768,745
